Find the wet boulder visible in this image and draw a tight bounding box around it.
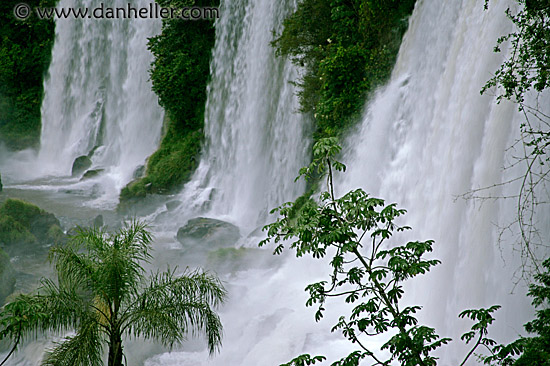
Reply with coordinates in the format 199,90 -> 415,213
92,214 -> 104,228
80,169 -> 104,181
133,165 -> 145,179
165,200 -> 181,211
71,155 -> 92,176
177,217 -> 240,249
29,210 -> 61,240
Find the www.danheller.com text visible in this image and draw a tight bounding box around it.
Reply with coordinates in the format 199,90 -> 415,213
18,2 -> 220,20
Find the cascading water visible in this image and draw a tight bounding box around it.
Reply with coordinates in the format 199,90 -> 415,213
175,0 -> 310,232
337,0 -> 550,364
22,0 -> 163,206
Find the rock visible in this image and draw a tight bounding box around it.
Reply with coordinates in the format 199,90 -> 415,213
177,217 -> 240,248
71,155 -> 92,176
46,224 -> 67,245
66,226 -> 79,237
0,248 -> 15,305
246,225 -> 266,239
80,169 -> 104,181
206,247 -> 276,273
92,214 -> 104,228
133,165 -> 146,179
165,200 -> 181,211
29,211 -> 61,240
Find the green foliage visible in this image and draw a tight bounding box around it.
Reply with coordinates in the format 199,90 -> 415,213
148,0 -> 217,131
0,293 -> 48,365
0,221 -> 226,366
482,257 -> 550,366
273,0 -> 416,140
261,138 -> 501,366
120,0 -> 218,203
483,0 -> 550,102
482,0 -> 550,156
0,0 -> 57,150
280,354 -> 327,366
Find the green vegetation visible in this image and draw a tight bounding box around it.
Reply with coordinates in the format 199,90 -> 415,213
261,138 -> 502,366
119,0 -> 218,206
272,0 -> 416,140
0,199 -> 65,250
0,221 -> 226,366
482,257 -> 550,366
0,0 -> 57,150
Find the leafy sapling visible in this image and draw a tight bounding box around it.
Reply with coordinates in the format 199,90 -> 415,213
261,138 -> 502,366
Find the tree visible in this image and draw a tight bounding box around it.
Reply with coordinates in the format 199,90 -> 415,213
0,221 -> 226,366
480,0 -> 550,276
261,138 -> 500,366
482,257 -> 550,366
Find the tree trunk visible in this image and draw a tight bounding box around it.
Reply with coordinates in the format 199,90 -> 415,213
108,330 -> 123,366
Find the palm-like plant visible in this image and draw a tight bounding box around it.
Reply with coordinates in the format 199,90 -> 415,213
1,221 -> 226,366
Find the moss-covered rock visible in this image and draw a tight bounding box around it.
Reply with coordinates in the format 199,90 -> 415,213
71,155 -> 92,177
81,169 -> 104,180
118,119 -> 203,212
177,217 -> 241,249
0,215 -> 37,247
46,224 -> 65,245
0,199 -> 66,253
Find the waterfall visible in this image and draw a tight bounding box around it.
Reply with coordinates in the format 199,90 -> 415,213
156,0 -> 549,365
3,0 -> 549,364
175,0 -> 310,232
33,0 -> 163,205
337,0 -> 549,364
